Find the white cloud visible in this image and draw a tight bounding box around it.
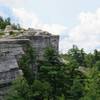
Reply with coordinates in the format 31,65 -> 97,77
0,0 -> 67,35
0,0 -> 25,8
13,8 -> 40,28
60,8 -> 100,53
1,0 -> 100,53
0,11 -> 5,17
12,8 -> 67,35
38,24 -> 67,35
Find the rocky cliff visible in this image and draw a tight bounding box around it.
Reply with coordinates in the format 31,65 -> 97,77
0,26 -> 59,99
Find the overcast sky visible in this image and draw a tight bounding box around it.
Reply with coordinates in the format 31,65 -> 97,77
0,0 -> 100,53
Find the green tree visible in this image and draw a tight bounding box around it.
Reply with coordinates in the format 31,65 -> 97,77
5,46 -> 89,100
0,16 -> 6,29
85,53 -> 95,68
19,44 -> 36,85
38,47 -> 67,99
64,58 -> 86,100
68,45 -> 86,67
5,77 -> 52,100
0,16 -> 21,30
39,47 -> 86,100
81,67 -> 100,100
6,45 -> 52,100
5,17 -> 11,25
5,77 -> 31,100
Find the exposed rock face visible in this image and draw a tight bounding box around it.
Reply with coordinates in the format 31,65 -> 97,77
0,39 -> 29,99
23,28 -> 51,36
0,28 -> 59,99
17,35 -> 59,59
4,25 -> 13,33
4,25 -> 20,36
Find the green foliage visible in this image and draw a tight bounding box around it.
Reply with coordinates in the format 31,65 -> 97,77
12,23 -> 21,30
85,53 -> 95,68
0,16 -> 11,29
6,46 -> 52,100
38,47 -> 67,99
43,47 -> 61,65
0,32 -> 4,36
94,49 -> 100,62
9,31 -> 15,35
5,77 -> 30,100
5,77 -> 52,100
94,61 -> 100,71
80,67 -> 100,100
38,47 -> 86,100
5,17 -> 11,25
5,45 -> 100,100
68,45 -> 86,67
31,80 -> 52,99
0,16 -> 21,30
19,44 -> 36,85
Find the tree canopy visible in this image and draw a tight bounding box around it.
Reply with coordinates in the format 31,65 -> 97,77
5,45 -> 100,100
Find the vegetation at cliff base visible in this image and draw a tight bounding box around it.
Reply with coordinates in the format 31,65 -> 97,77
5,45 -> 100,100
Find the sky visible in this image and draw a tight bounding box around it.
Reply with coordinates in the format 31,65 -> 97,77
0,0 -> 100,53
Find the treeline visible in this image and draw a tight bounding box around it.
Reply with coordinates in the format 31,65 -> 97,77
5,45 -> 100,100
0,16 -> 21,30
62,45 -> 100,68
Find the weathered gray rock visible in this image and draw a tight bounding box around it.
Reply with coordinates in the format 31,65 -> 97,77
4,25 -> 13,33
0,39 -> 29,99
0,29 -> 59,99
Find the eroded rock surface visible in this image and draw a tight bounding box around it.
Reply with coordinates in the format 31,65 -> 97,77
0,28 -> 59,99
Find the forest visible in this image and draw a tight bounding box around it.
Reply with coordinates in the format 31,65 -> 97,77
5,45 -> 100,100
